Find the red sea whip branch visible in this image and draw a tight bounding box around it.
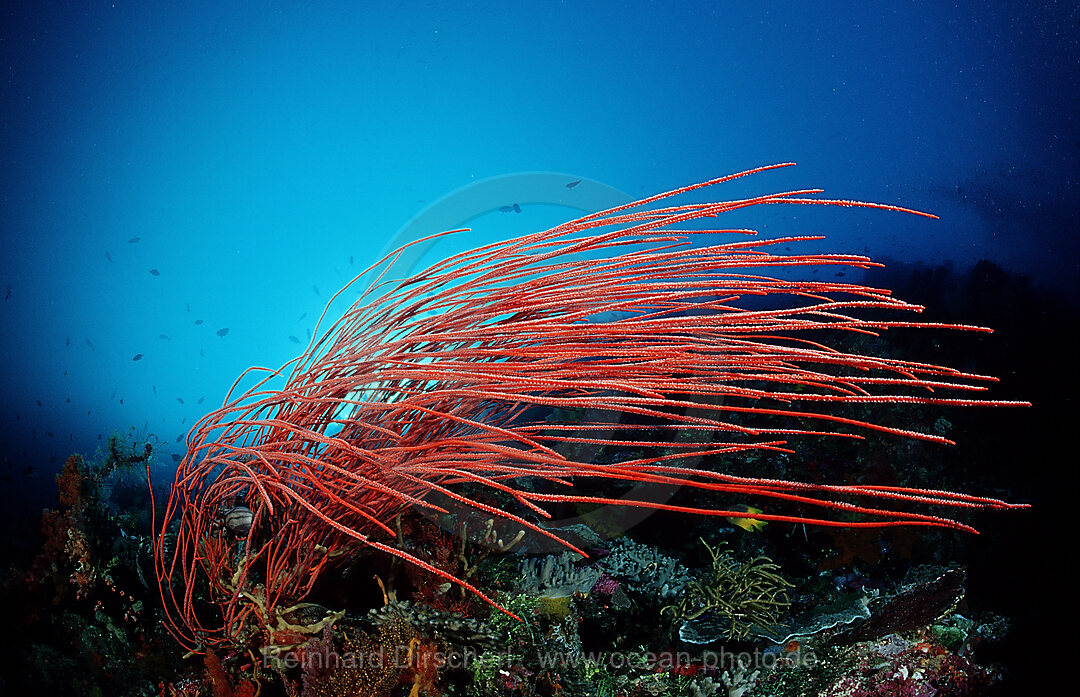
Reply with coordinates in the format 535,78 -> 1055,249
151,163 -> 1029,651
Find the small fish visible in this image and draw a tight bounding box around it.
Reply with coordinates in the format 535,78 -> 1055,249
36,400 -> 42,407
288,335 -> 301,344
105,251 -> 113,262
349,255 -> 354,265
194,319 -> 204,325
186,303 -> 190,312
499,205 -> 513,213
132,353 -> 144,361
175,434 -> 183,443
171,453 -> 182,462
4,284 -> 10,300
159,333 -> 171,341
726,504 -> 768,532
177,397 -> 185,404
149,268 -> 160,276
153,385 -> 157,393
46,431 -> 54,438
224,506 -> 255,535
66,337 -> 71,347
65,397 -> 70,403
216,328 -> 229,337
512,203 -> 521,213
200,348 -> 205,357
835,272 -> 845,278
312,285 -> 320,295
85,338 -> 94,349
566,179 -> 581,189
120,398 -> 124,404
298,312 -> 307,321
197,396 -> 205,404
128,237 -> 141,243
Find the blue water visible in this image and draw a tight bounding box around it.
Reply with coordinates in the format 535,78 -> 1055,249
2,1 -> 1077,509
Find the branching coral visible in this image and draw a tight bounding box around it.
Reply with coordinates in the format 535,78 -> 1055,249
663,540 -> 793,641
152,163 -> 1028,652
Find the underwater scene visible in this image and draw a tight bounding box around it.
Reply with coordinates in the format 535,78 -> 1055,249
1,3 -> 1075,696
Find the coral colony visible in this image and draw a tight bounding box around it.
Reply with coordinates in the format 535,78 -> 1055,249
152,164 -> 1028,655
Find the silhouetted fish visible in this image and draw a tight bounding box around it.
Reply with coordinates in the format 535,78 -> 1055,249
177,397 -> 184,404
349,255 -> 354,265
200,348 -> 205,357
499,205 -> 513,213
150,268 -> 160,276
65,397 -> 70,403
171,453 -> 182,462
566,180 -> 581,189
133,353 -> 144,361
288,335 -> 301,344
85,338 -> 94,349
4,285 -> 10,300
312,285 -> 320,295
185,303 -> 190,312
66,337 -> 71,347
194,319 -> 204,325
153,385 -> 157,393
159,334 -> 171,341
36,400 -> 42,407
835,272 -> 846,277
129,237 -> 141,243
513,203 -> 522,213
217,328 -> 229,337
106,251 -> 113,262
197,396 -> 205,404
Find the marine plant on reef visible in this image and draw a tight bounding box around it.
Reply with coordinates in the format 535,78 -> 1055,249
151,163 -> 1027,652
661,540 -> 793,641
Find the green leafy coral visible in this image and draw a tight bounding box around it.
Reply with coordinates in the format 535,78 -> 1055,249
662,540 -> 793,641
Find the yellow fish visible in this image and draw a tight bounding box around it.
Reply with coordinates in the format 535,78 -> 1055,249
726,504 -> 767,532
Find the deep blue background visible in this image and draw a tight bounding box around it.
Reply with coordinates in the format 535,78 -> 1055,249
1,1 -> 1076,513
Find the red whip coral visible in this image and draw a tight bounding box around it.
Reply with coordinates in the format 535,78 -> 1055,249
152,164 -> 1027,651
